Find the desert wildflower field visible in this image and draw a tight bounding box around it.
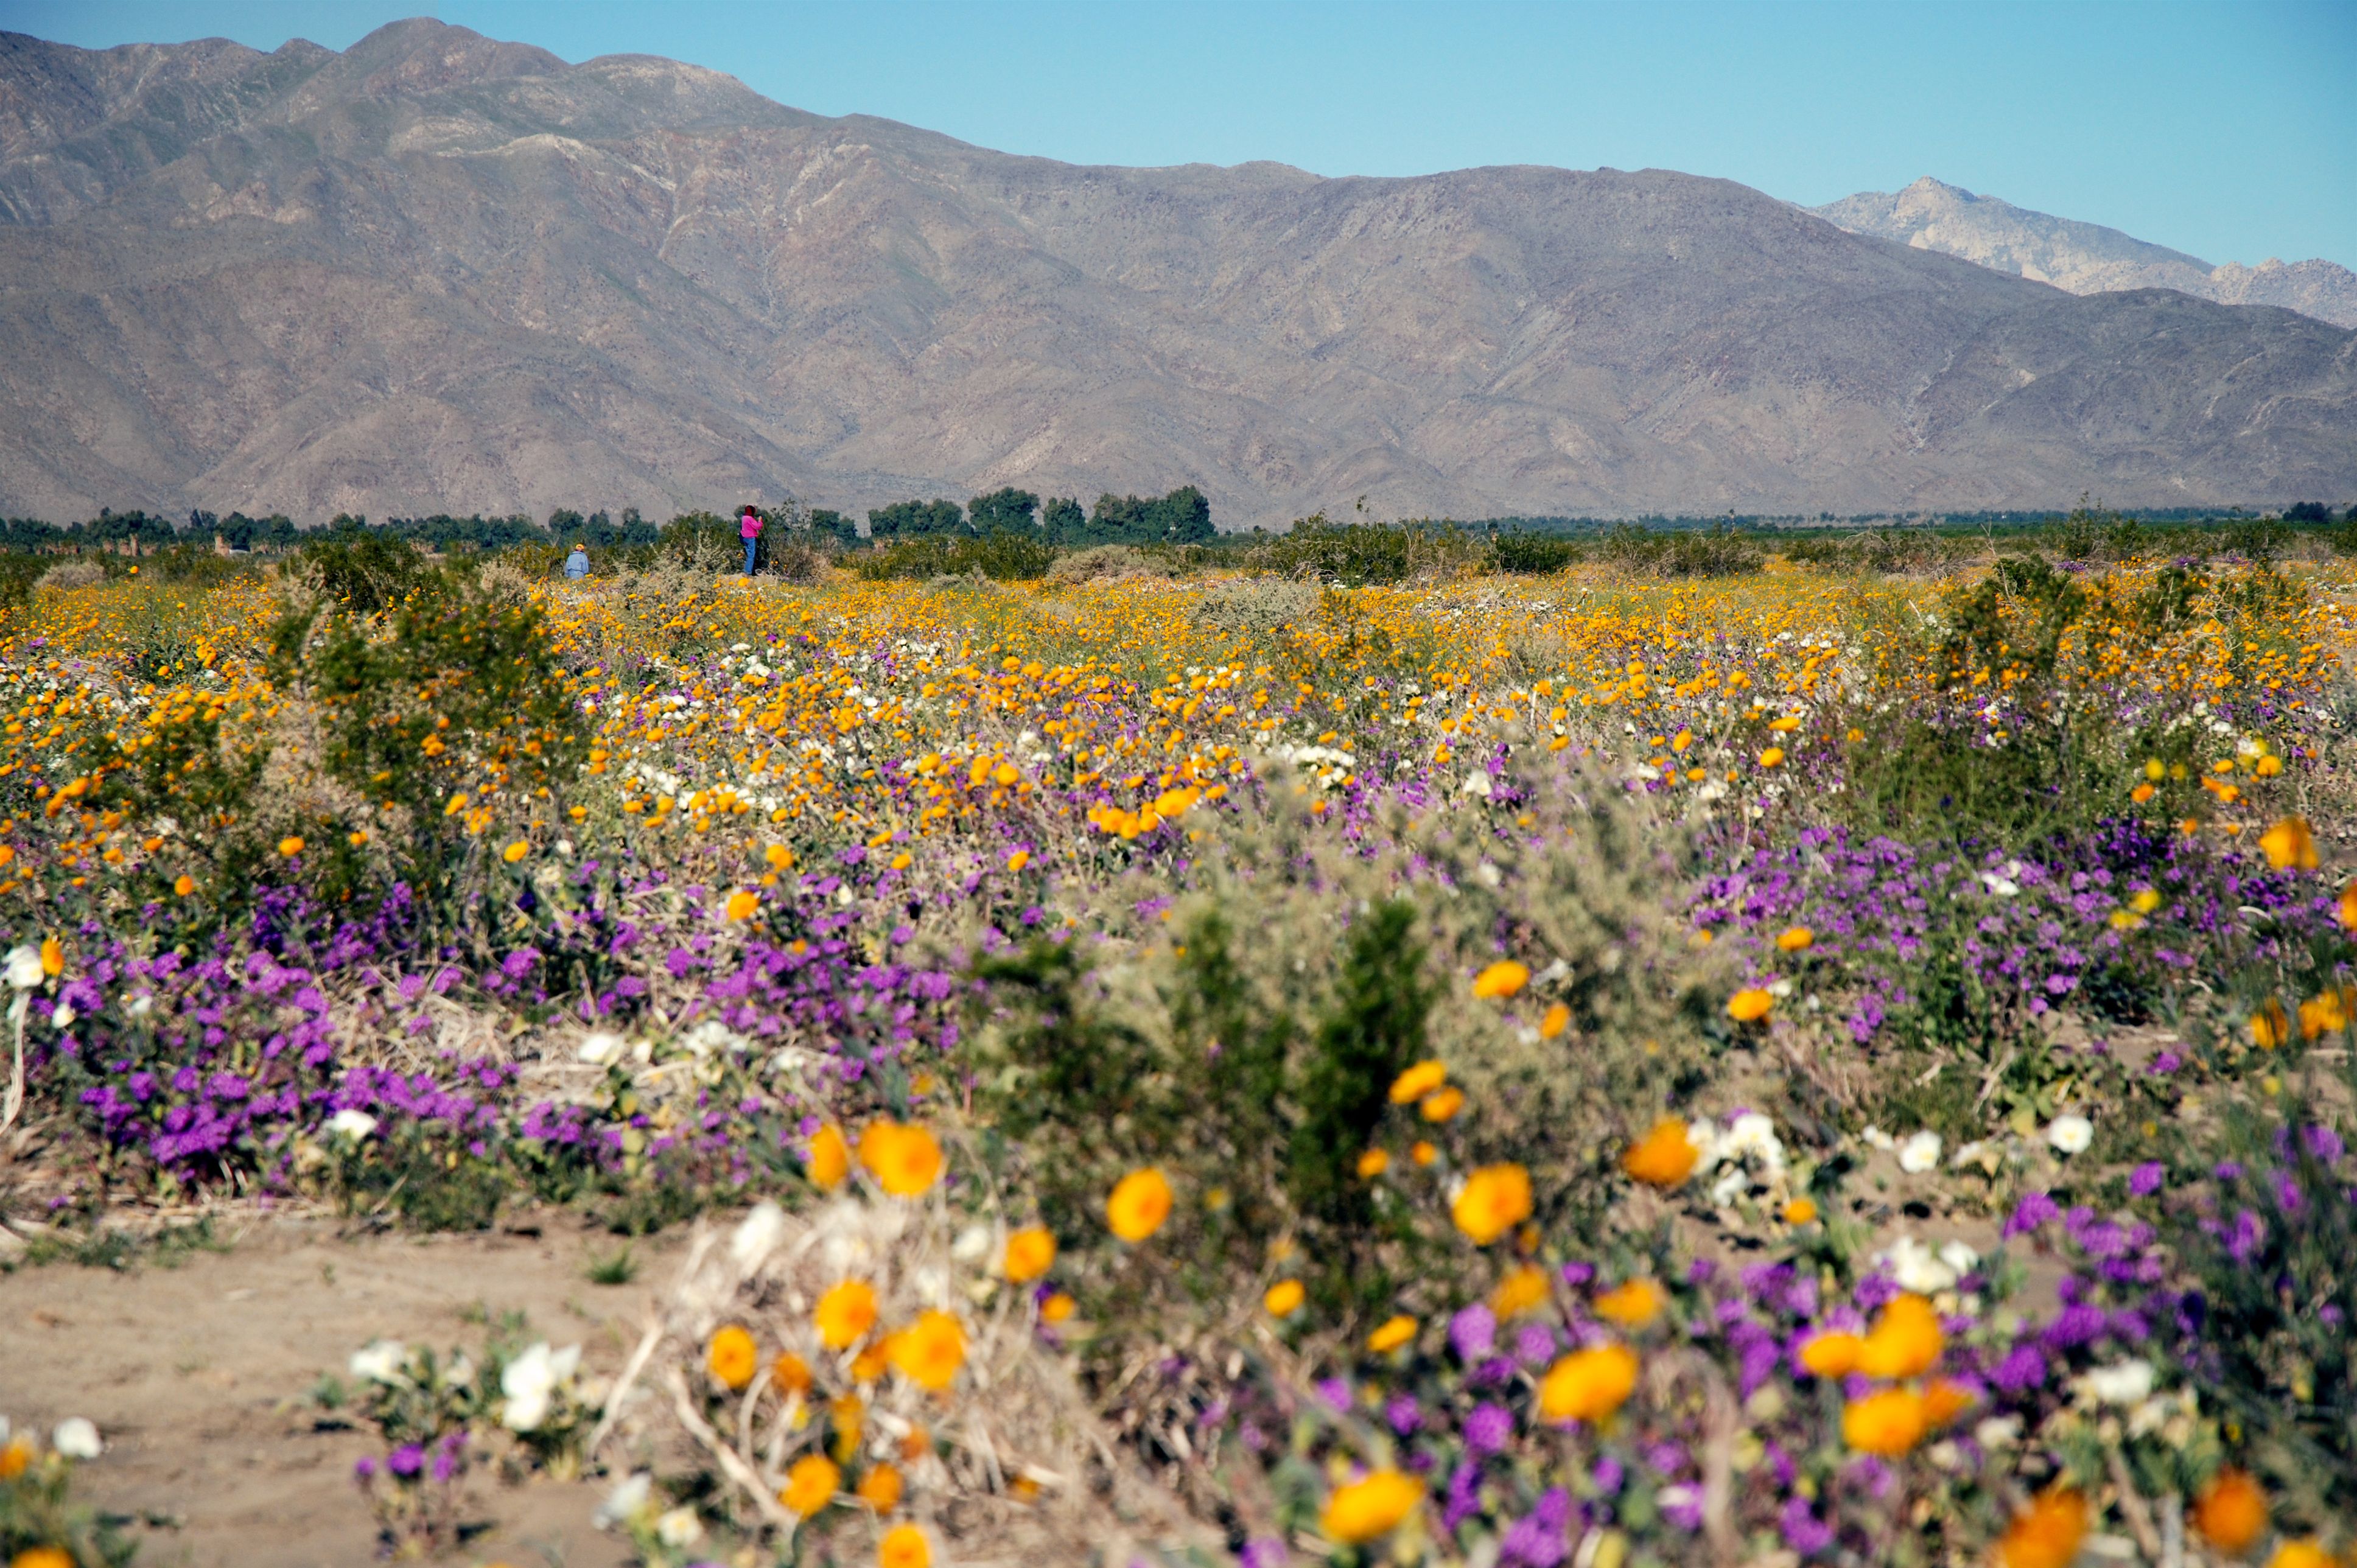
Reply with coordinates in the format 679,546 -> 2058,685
3,528 -> 2356,1568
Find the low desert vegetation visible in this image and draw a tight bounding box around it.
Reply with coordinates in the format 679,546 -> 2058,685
2,506 -> 2356,1566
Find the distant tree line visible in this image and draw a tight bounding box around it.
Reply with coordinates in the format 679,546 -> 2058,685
861,485 -> 1214,545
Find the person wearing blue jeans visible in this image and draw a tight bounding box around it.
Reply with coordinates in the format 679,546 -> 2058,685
739,505 -> 763,575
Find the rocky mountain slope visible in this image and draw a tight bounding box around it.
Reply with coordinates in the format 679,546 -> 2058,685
1815,177 -> 2357,331
2,21 -> 2353,526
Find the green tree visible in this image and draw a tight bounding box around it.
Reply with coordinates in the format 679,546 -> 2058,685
967,488 -> 1039,534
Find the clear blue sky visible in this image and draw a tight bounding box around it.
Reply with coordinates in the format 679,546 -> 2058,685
7,0 -> 2353,269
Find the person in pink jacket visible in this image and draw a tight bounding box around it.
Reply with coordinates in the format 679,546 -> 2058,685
738,505 -> 762,576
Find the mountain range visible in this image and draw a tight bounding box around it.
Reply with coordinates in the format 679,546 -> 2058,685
1,19 -> 2352,528
1813,177 -> 2357,332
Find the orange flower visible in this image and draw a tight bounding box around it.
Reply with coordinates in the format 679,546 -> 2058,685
885,1309 -> 967,1391
1419,1086 -> 1466,1122
2267,1543 -> 2338,1568
1263,1279 -> 1306,1315
1775,926 -> 1814,951
857,1461 -> 905,1511
1757,746 -> 1785,768
1538,1343 -> 1639,1423
1356,1148 -> 1392,1178
1622,1119 -> 1699,1186
1798,1331 -> 1864,1378
1366,1315 -> 1418,1353
878,1523 -> 932,1568
1841,1387 -> 1926,1455
1592,1279 -> 1664,1328
1995,1489 -> 2089,1568
1320,1468 -> 1424,1544
277,835 -> 304,857
2131,781 -> 2158,803
1538,1001 -> 1571,1038
2341,882 -> 2357,931
780,1452 -> 839,1516
2251,1001 -> 2289,1049
2260,816 -> 2319,872
2193,1469 -> 2269,1555
1857,1293 -> 1944,1379
1106,1167 -> 1174,1241
1389,1060 -> 1447,1104
1451,1163 -> 1532,1244
707,1324 -> 758,1389
1726,988 -> 1773,1023
793,1125 -> 846,1189
816,1279 -> 880,1349
1921,1378 -> 1975,1429
858,1121 -> 944,1197
1490,1264 -> 1549,1320
1039,1291 -> 1076,1324
1410,1139 -> 1438,1166
0,1436 -> 30,1480
1005,849 -> 1030,872
12,1549 -> 74,1568
1471,959 -> 1530,999
1003,1225 -> 1056,1283
2300,988 -> 2353,1040
1782,1197 -> 1818,1225
850,1342 -> 890,1384
173,873 -> 195,897
724,889 -> 759,920
771,1352 -> 813,1396
502,839 -> 530,863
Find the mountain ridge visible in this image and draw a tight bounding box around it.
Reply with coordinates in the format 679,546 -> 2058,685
1,21 -> 2353,527
1812,177 -> 2357,331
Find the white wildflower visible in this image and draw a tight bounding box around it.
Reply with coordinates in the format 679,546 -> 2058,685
499,1340 -> 581,1433
349,1340 -> 407,1385
1898,1131 -> 1942,1173
1937,1240 -> 1980,1278
1974,1415 -> 2022,1449
4,946 -> 44,990
1878,1235 -> 1958,1293
326,1109 -> 379,1139
595,1472 -> 653,1529
1460,771 -> 1493,799
52,1417 -> 99,1459
2047,1114 -> 2094,1155
49,1001 -> 74,1030
654,1507 -> 705,1547
578,1032 -> 626,1067
2077,1359 -> 2155,1407
729,1201 -> 787,1272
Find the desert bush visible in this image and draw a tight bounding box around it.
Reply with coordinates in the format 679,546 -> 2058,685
604,1154 -> 1209,1563
299,530 -> 427,615
850,533 -> 1057,581
1046,544 -> 1171,584
1489,531 -> 1585,575
1599,521 -> 1759,577
1241,516 -> 1485,584
32,559 -> 105,593
970,762 -> 1724,1331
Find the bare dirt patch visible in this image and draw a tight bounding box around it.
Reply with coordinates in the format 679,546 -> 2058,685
2,1215 -> 687,1567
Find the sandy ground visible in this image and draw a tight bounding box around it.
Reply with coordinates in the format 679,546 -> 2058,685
2,1214 -> 692,1567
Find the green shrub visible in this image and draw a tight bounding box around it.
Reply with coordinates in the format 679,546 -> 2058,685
850,533 -> 1057,581
1490,532 -> 1585,574
301,530 -> 428,615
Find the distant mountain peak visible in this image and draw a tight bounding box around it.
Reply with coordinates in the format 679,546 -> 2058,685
1812,178 -> 2355,328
